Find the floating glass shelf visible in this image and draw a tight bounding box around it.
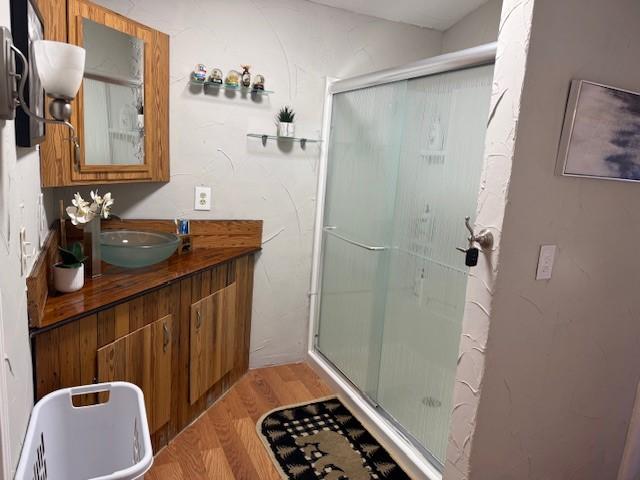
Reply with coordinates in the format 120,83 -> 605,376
190,80 -> 273,95
247,133 -> 322,147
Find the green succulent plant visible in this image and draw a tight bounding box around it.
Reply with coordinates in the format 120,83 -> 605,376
58,242 -> 87,269
276,105 -> 295,123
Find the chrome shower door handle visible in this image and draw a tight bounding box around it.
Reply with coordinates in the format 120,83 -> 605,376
322,226 -> 387,251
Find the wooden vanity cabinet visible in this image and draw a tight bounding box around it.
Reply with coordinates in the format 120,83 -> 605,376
37,0 -> 169,186
31,254 -> 255,451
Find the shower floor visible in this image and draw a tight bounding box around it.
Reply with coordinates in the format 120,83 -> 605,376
145,363 -> 334,479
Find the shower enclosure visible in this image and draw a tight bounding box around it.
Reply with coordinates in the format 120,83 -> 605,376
309,44 -> 496,472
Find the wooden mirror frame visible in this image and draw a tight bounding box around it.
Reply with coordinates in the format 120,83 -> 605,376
37,0 -> 169,186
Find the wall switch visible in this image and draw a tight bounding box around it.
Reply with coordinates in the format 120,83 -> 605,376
38,193 -> 47,248
19,227 -> 35,276
194,186 -> 211,211
536,245 -> 556,280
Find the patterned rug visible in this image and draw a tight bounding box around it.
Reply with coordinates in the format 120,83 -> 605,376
257,397 -> 411,479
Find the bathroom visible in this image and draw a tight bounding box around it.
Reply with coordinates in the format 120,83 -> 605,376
2,0 -> 640,479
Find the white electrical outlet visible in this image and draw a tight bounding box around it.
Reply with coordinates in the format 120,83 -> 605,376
536,245 -> 556,280
194,185 -> 211,211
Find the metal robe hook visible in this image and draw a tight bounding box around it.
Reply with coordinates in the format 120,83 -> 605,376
464,216 -> 494,250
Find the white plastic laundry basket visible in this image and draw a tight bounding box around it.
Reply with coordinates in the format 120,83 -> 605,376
15,382 -> 153,480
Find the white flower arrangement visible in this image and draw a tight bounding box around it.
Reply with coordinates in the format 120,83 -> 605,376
66,191 -> 114,226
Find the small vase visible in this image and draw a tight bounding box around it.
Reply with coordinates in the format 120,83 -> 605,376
53,263 -> 85,293
84,218 -> 102,278
277,122 -> 295,138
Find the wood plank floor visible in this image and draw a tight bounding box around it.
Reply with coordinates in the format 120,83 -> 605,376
145,362 -> 334,479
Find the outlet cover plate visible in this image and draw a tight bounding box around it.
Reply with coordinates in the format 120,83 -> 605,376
194,186 -> 211,211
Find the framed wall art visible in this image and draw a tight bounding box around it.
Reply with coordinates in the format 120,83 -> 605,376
557,79 -> 640,182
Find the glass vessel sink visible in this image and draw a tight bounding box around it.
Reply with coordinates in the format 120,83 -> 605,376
100,230 -> 180,268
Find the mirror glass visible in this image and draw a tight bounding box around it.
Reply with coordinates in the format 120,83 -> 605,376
82,19 -> 144,165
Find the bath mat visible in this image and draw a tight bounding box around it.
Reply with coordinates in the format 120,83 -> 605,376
258,397 -> 411,479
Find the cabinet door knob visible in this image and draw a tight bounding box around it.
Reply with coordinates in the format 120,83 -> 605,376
163,322 -> 170,352
195,309 -> 201,329
72,138 -> 81,172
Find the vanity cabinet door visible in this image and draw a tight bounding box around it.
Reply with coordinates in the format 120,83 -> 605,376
189,282 -> 237,404
97,314 -> 172,433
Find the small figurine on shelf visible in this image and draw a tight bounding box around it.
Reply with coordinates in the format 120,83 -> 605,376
191,64 -> 207,83
240,64 -> 251,88
225,69 -> 240,88
208,68 -> 223,85
252,74 -> 265,91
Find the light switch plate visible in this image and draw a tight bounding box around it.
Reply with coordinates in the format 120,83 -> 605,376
536,245 -> 556,280
194,185 -> 211,211
19,227 -> 35,276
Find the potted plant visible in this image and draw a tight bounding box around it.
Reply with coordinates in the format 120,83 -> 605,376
53,242 -> 87,293
276,106 -> 296,138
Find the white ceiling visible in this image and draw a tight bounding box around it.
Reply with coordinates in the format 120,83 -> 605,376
310,0 -> 490,31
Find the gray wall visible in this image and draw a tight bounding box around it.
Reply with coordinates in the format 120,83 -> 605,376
441,0 -> 501,53
470,0 -> 640,477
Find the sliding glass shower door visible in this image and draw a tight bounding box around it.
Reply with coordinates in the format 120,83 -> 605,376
316,64 -> 493,464
317,80 -> 407,399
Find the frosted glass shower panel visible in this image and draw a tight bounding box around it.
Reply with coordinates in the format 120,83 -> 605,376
317,81 -> 407,397
322,82 -> 408,245
376,65 -> 494,462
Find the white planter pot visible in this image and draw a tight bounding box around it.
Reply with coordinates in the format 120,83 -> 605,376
277,122 -> 295,138
53,263 -> 85,293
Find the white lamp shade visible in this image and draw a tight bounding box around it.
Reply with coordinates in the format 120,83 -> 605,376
32,40 -> 85,99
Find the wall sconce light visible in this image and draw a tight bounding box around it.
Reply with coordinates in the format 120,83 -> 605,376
0,26 -> 85,153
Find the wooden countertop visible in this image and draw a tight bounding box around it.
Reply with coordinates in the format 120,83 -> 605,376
38,246 -> 260,330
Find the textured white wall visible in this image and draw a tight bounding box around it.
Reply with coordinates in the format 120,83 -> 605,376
441,0 -> 501,54
69,0 -> 443,368
444,0 -> 531,478
0,3 -> 53,476
466,0 -> 640,478
0,147 -> 45,478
